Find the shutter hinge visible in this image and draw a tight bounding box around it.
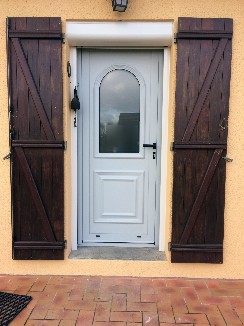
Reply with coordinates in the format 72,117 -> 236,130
168,242 -> 172,251
64,240 -> 67,249
174,33 -> 178,44
170,142 -> 174,151
63,141 -> 67,150
67,61 -> 71,77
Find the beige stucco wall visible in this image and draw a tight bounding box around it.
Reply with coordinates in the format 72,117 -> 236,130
0,0 -> 244,279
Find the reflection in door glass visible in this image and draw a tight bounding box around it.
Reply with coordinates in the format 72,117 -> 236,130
99,70 -> 140,153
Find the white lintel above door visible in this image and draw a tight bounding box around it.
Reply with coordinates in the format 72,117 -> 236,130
66,21 -> 173,47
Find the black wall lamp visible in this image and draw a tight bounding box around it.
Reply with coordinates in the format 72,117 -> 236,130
112,0 -> 128,12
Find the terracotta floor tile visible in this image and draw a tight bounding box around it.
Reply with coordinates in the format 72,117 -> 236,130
157,303 -> 174,324
174,313 -> 209,324
141,285 -> 155,295
157,302 -> 173,313
127,302 -> 157,313
27,291 -> 56,306
229,296 -> 244,308
45,308 -> 79,320
127,287 -> 141,302
59,320 -> 76,326
192,280 -> 211,297
48,276 -> 65,285
29,304 -> 49,320
199,295 -> 231,306
65,299 -> 96,310
152,279 -> 167,288
219,306 -> 243,324
0,282 -> 18,291
25,321 -> 60,326
93,323 -> 126,326
30,276 -> 51,292
14,284 -> 33,295
207,313 -> 227,326
206,280 -> 222,288
170,294 -> 188,313
110,311 -> 142,323
159,285 -> 183,294
238,313 -> 244,323
187,303 -> 219,314
60,276 -> 85,284
143,312 -> 159,326
69,287 -> 85,300
0,275 -> 12,282
219,280 -> 244,289
210,288 -> 242,297
76,310 -> 95,326
166,279 -> 193,288
94,302 -> 111,321
181,287 -> 199,302
158,312 -> 175,324
10,275 -> 37,283
44,284 -> 73,293
235,306 -> 244,316
111,293 -> 127,311
51,292 -> 69,309
141,293 -> 162,303
160,324 -> 193,326
95,293 -> 114,301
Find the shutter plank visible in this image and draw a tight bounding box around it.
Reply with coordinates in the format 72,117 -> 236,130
15,147 -> 56,242
11,38 -> 55,140
182,38 -> 228,142
50,40 -> 63,139
180,149 -> 223,244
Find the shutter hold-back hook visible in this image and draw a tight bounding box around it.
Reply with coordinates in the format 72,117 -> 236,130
222,156 -> 233,162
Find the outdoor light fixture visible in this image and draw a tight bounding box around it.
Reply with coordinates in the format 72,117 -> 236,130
112,0 -> 128,12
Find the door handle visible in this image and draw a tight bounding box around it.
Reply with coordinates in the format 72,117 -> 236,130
143,143 -> 156,150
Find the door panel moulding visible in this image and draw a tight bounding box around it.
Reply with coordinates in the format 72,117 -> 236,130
67,21 -> 173,252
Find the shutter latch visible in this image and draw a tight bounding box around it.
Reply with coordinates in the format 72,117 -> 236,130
3,152 -> 11,160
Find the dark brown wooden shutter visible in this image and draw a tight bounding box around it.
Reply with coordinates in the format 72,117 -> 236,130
8,17 -> 65,260
171,18 -> 233,263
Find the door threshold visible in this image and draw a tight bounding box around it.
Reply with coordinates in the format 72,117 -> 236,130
69,246 -> 167,261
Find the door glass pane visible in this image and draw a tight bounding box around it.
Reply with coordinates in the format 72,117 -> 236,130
99,70 -> 140,153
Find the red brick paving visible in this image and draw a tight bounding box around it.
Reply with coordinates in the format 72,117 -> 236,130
0,275 -> 242,325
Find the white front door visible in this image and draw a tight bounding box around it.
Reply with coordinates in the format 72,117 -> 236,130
78,49 -> 163,245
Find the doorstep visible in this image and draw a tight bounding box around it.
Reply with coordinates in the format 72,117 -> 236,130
69,247 -> 167,261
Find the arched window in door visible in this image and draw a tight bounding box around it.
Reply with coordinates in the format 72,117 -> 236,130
99,69 -> 140,153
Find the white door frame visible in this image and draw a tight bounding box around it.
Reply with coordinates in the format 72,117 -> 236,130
66,22 -> 173,251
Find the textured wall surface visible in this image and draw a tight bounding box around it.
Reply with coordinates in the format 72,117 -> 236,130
0,0 -> 244,278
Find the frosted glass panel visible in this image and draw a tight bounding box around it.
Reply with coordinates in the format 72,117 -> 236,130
99,70 -> 140,153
